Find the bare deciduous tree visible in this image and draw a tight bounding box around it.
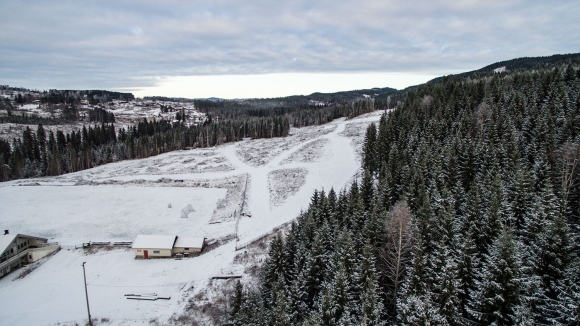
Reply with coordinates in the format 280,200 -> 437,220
380,199 -> 414,310
474,102 -> 492,136
421,95 -> 433,108
554,142 -> 580,204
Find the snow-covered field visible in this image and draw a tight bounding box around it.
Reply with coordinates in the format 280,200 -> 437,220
0,110 -> 385,325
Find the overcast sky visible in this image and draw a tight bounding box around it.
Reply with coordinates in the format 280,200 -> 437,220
1,0 -> 579,98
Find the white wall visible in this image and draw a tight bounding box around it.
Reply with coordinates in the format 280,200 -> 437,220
134,248 -> 172,258
27,245 -> 59,262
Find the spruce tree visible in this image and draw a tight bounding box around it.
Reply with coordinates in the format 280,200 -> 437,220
475,228 -> 523,325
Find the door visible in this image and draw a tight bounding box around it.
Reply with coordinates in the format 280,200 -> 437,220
144,250 -> 149,259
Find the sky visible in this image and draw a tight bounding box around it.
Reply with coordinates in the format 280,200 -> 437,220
1,0 -> 579,99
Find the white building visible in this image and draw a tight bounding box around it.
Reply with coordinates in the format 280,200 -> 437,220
132,235 -> 205,258
173,237 -> 205,254
0,231 -> 60,278
132,235 -> 176,259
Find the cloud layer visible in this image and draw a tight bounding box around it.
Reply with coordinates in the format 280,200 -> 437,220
1,0 -> 579,94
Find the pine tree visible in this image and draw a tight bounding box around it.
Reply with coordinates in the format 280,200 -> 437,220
318,262 -> 351,325
230,281 -> 245,326
531,211 -> 577,324
363,123 -> 378,173
261,236 -> 286,307
361,169 -> 375,211
267,277 -> 291,326
475,228 -> 523,325
355,242 -> 384,325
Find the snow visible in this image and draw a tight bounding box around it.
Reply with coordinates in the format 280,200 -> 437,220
0,185 -> 226,246
494,66 -> 507,73
0,110 -> 385,325
268,168 -> 308,207
0,234 -> 17,253
174,237 -> 204,249
132,235 -> 176,250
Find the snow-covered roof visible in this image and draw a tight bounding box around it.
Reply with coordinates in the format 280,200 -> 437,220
17,234 -> 48,241
174,237 -> 204,249
0,233 -> 47,254
132,235 -> 176,250
0,234 -> 17,254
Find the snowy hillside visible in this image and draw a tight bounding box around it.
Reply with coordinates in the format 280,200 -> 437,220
0,110 -> 384,325
0,97 -> 206,143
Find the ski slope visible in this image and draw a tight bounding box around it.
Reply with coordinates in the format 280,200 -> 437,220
0,110 -> 384,325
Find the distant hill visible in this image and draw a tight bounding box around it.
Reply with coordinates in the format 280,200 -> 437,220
270,87 -> 397,105
145,87 -> 396,105
429,52 -> 580,83
375,52 -> 580,106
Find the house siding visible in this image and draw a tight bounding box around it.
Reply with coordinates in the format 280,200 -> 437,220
134,248 -> 172,258
172,246 -> 202,254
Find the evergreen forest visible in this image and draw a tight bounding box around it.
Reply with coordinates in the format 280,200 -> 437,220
229,61 -> 580,325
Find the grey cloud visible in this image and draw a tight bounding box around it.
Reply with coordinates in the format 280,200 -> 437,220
0,0 -> 579,90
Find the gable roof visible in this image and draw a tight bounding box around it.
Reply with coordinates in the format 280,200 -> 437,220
132,235 -> 176,250
0,234 -> 17,255
16,234 -> 48,241
174,237 -> 204,249
0,233 -> 47,255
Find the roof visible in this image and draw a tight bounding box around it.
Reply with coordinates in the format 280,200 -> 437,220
0,233 -> 47,255
0,234 -> 17,254
132,235 -> 176,250
16,234 -> 48,241
174,237 -> 204,249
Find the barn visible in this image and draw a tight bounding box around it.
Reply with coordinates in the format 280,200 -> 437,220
132,235 -> 176,259
172,237 -> 205,254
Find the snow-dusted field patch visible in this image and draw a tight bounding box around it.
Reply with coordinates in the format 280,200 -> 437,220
234,123 -> 337,167
281,138 -> 331,164
268,168 -> 308,207
189,174 -> 248,224
64,149 -> 236,181
340,121 -> 371,160
0,185 -> 226,245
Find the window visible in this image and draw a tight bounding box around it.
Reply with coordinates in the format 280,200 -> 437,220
153,251 -> 160,254
184,248 -> 189,251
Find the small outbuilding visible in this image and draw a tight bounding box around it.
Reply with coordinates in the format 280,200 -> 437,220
132,235 -> 176,259
173,237 -> 205,255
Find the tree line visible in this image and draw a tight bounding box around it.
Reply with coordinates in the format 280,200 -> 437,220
230,61 -> 580,325
194,98 -> 382,128
0,115 -> 290,181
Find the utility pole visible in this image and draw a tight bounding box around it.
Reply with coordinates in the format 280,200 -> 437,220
82,262 -> 92,326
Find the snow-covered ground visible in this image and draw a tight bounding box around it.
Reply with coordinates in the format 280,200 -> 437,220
0,110 -> 385,325
0,99 -> 206,143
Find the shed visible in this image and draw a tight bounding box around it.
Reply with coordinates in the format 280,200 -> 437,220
172,237 -> 205,254
132,235 -> 176,259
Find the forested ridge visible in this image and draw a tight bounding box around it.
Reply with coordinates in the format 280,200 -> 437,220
192,96 -> 387,128
229,61 -> 580,325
